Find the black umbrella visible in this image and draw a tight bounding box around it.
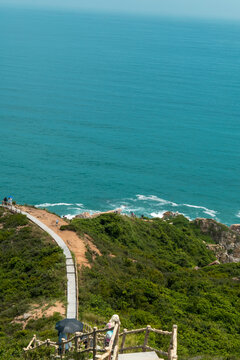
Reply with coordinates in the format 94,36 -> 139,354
55,318 -> 84,333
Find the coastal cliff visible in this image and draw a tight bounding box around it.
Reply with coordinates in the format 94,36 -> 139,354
193,218 -> 240,263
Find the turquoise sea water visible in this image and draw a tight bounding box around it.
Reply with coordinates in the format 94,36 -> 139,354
0,7 -> 240,224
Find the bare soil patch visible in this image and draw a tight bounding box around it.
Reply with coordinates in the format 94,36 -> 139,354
84,234 -> 102,258
17,206 -> 101,268
13,301 -> 65,329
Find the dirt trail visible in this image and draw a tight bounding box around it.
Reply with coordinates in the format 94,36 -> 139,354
18,205 -> 90,268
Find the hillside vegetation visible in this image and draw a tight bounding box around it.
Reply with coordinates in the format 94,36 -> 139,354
64,214 -> 240,360
0,207 -> 66,359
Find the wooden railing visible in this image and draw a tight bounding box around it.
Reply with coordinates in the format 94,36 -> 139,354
24,320 -> 120,359
23,335 -> 59,358
119,324 -> 177,360
24,321 -> 177,360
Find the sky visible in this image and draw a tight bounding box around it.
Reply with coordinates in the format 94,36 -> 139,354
1,0 -> 240,20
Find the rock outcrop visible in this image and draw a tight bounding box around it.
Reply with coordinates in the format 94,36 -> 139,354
230,224 -> 240,234
192,218 -> 240,263
75,209 -> 122,219
162,211 -> 180,220
75,212 -> 91,219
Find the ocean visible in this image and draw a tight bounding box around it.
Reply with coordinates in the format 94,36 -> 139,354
0,7 -> 240,225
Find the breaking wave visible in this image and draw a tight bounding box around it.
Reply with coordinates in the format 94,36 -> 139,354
64,214 -> 79,220
35,202 -> 73,207
236,211 -> 240,218
33,195 -> 220,222
136,194 -> 178,207
150,211 -> 168,218
106,195 -> 219,221
183,204 -> 217,218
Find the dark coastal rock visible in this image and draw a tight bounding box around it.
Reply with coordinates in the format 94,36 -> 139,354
192,218 -> 240,263
75,212 -> 91,219
230,224 -> 240,233
75,209 -> 122,220
162,211 -> 178,220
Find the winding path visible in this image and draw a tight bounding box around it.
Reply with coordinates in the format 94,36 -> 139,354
12,206 -> 80,319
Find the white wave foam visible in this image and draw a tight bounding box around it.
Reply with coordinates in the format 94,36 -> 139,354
203,209 -> 217,217
119,205 -> 126,210
35,202 -> 72,208
183,204 -> 208,210
68,207 -> 84,211
35,198 -> 218,222
150,211 -> 168,218
64,209 -> 101,219
183,203 -> 217,218
124,208 -> 145,213
236,211 -> 240,218
64,214 -> 76,220
136,194 -> 178,206
107,203 -> 145,214
150,210 -> 190,220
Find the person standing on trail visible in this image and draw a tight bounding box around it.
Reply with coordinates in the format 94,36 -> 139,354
58,331 -> 67,354
56,219 -> 59,226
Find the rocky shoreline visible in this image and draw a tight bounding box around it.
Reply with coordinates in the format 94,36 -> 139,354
194,218 -> 240,263
162,211 -> 240,264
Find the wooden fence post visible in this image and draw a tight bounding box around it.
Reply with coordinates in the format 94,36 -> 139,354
75,332 -> 80,351
93,327 -> 97,360
87,334 -> 91,349
55,345 -> 58,357
169,325 -> 177,360
62,338 -> 66,356
172,325 -> 178,360
33,334 -> 36,348
120,329 -> 127,354
143,325 -> 151,352
115,321 -> 120,347
112,321 -> 120,360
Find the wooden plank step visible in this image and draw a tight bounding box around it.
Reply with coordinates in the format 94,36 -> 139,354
118,352 -> 163,360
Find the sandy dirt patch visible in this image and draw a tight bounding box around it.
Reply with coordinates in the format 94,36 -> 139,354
13,301 -> 65,329
18,205 -> 91,268
84,234 -> 102,258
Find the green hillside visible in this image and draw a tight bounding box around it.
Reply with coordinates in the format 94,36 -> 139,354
2,207 -> 240,359
64,213 -> 240,360
0,207 -> 66,359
